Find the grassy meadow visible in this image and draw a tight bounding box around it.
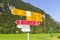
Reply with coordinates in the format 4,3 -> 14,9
0,33 -> 60,40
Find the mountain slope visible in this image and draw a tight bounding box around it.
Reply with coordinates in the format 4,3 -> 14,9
0,0 -> 59,34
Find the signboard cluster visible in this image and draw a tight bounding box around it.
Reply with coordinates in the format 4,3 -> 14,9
10,8 -> 43,32
10,8 -> 44,40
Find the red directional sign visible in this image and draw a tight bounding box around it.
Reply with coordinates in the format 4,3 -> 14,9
15,20 -> 40,26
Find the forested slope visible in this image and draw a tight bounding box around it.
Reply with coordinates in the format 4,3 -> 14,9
0,0 -> 60,34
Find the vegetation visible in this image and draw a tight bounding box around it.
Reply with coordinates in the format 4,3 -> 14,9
0,33 -> 60,40
0,0 -> 60,34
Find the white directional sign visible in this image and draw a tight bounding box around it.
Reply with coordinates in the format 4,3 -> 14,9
21,25 -> 30,32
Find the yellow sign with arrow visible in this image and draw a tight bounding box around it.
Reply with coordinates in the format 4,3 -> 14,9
10,8 -> 43,22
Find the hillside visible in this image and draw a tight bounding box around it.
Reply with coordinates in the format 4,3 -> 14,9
0,0 -> 60,34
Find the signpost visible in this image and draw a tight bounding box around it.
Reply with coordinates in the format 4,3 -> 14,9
10,8 -> 43,40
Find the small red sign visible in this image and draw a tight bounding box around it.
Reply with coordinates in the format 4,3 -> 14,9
15,20 -> 40,26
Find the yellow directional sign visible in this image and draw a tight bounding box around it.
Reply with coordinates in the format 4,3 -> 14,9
11,8 -> 26,16
11,8 -> 43,22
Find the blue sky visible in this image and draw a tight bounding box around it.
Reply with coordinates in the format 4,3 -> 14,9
22,0 -> 60,22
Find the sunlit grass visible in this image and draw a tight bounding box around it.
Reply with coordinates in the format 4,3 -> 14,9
0,33 -> 60,40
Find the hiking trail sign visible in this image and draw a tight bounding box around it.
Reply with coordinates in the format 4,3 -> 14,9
10,7 -> 43,40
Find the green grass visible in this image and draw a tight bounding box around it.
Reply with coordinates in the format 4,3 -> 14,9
0,33 -> 60,40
